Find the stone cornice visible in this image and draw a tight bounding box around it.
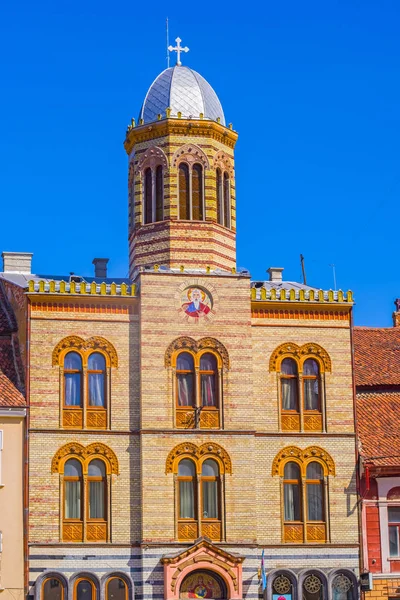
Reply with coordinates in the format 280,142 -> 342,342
124,118 -> 238,154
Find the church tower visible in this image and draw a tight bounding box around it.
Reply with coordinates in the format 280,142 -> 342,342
124,39 -> 238,279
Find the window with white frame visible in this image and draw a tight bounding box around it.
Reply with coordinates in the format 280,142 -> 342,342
389,507 -> 400,556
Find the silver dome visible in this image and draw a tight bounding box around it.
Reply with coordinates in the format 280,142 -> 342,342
139,66 -> 225,125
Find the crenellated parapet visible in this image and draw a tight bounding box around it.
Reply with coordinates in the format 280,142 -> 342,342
27,279 -> 136,296
251,287 -> 353,303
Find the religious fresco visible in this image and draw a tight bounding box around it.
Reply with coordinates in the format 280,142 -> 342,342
180,571 -> 225,599
181,287 -> 212,319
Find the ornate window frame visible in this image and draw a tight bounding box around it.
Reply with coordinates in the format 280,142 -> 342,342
172,144 -> 209,221
38,572 -> 68,600
53,336 -> 118,430
165,337 -> 229,429
269,342 -> 331,433
213,151 -> 233,229
272,445 -> 335,544
328,569 -> 358,600
51,442 -> 119,543
136,146 -> 168,224
166,442 -> 232,543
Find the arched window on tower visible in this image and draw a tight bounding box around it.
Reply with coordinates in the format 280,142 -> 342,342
216,168 -> 223,225
144,167 -> 152,224
192,163 -> 204,220
179,163 -> 190,219
223,172 -> 230,228
155,165 -> 163,221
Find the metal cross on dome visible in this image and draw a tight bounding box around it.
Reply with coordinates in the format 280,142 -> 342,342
168,37 -> 189,66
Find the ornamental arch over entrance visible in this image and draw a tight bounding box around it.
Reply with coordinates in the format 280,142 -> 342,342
161,538 -> 243,600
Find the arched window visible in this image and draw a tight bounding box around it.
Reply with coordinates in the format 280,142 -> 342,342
167,441 -> 230,542
331,573 -> 354,600
306,462 -> 324,523
281,358 -> 299,420
42,577 -> 64,600
64,352 -> 82,407
200,354 -> 218,407
53,441 -> 118,543
178,459 -> 197,537
223,172 -> 230,228
303,573 -> 324,600
88,353 -> 106,407
144,167 -> 152,224
303,359 -> 320,411
284,462 -> 301,523
75,579 -> 95,600
192,163 -> 204,220
172,346 -> 223,430
155,165 -> 163,221
106,578 -> 128,600
58,339 -> 113,430
201,459 -> 219,520
272,574 -> 293,600
64,459 -> 83,540
216,168 -> 223,225
274,448 -> 331,544
88,459 -> 106,521
271,343 -> 330,433
179,163 -> 190,219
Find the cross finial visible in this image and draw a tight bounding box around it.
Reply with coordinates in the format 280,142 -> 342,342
168,37 -> 189,66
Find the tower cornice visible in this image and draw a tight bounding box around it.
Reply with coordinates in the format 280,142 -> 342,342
124,118 -> 238,155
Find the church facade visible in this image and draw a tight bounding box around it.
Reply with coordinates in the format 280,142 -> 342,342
1,44 -> 360,600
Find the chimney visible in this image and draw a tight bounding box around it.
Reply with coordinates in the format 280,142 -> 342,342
393,299 -> 400,327
2,251 -> 33,274
267,267 -> 284,283
92,258 -> 109,279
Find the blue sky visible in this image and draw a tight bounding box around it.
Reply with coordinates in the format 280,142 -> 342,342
1,0 -> 399,326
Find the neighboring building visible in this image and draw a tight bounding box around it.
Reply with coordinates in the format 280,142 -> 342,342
355,306 -> 400,600
0,280 -> 26,600
1,43 -> 360,600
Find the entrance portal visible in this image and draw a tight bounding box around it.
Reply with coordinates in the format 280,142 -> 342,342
179,570 -> 227,599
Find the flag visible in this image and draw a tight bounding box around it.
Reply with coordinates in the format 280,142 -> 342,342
261,549 -> 267,591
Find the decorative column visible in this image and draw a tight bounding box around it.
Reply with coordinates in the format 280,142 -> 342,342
218,368 -> 223,429
82,366 -> 88,429
321,373 -> 327,433
107,474 -> 112,542
59,474 -> 64,541
301,479 -> 307,542
299,374 -> 304,432
107,367 -> 112,430
151,168 -> 156,222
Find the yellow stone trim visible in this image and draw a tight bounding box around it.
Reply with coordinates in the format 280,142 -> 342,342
52,335 -> 118,368
165,336 -> 229,370
27,279 -> 136,297
124,119 -> 238,154
251,288 -> 353,303
165,442 -> 232,475
269,342 -> 331,372
51,441 -> 119,475
271,445 -> 336,477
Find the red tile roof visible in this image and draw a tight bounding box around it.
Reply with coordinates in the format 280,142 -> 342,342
0,279 -> 17,334
0,280 -> 25,407
357,391 -> 400,466
354,326 -> 400,387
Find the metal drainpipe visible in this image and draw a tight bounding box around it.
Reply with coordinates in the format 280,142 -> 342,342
24,299 -> 31,598
350,308 -> 364,584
